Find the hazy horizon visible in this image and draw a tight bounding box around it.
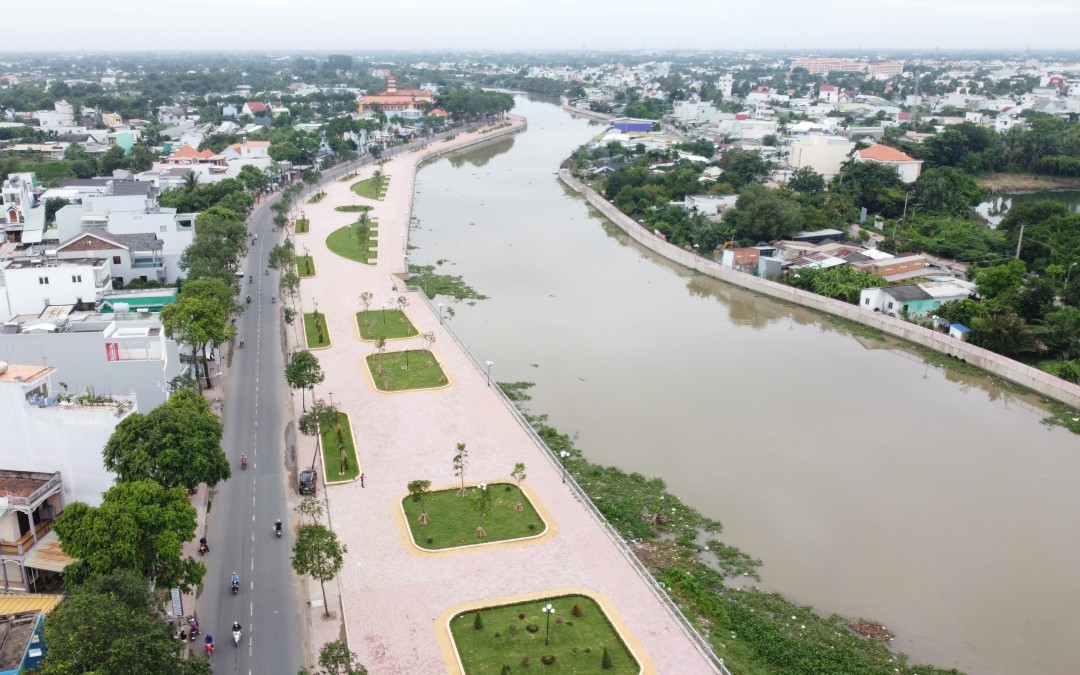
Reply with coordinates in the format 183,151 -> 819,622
5,0 -> 1077,54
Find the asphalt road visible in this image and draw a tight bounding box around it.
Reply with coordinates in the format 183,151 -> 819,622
200,195 -> 306,674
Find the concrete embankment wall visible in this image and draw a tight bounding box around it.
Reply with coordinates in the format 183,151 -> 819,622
559,169 -> 1080,410
559,96 -> 616,122
417,117 -> 526,168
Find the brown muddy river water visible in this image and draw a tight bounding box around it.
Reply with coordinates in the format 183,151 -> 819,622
409,95 -> 1080,675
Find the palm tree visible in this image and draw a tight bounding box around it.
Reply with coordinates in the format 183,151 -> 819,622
183,170 -> 199,193
407,480 -> 431,525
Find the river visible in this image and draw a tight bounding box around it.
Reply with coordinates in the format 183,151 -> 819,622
408,95 -> 1080,675
977,189 -> 1080,226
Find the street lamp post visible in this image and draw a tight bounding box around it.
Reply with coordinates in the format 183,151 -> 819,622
1067,262 -> 1078,285
485,360 -> 493,387
541,604 -> 554,646
383,302 -> 388,324
559,450 -> 570,483
437,303 -> 444,324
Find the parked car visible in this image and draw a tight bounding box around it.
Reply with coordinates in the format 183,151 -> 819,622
298,469 -> 318,495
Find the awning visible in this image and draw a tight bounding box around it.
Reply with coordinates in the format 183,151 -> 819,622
22,531 -> 76,573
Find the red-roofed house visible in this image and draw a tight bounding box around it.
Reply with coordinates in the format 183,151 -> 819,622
818,84 -> 838,104
166,144 -> 221,165
242,102 -> 267,117
855,144 -> 923,183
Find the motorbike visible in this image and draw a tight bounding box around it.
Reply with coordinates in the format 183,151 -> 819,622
205,636 -> 214,657
246,295 -> 251,304
239,339 -> 244,349
275,521 -> 282,538
188,618 -> 199,641
241,455 -> 247,470
199,537 -> 208,555
265,269 -> 269,275
233,628 -> 242,647
271,295 -> 276,304
249,275 -> 252,284
231,577 -> 239,595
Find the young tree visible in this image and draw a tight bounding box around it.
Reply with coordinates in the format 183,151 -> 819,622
510,462 -> 526,512
292,523 -> 348,618
297,641 -> 368,675
407,479 -> 431,525
41,569 -> 211,675
280,270 -> 301,303
285,350 -> 326,411
452,442 -> 469,497
395,295 -> 409,314
358,291 -> 373,316
102,389 -> 231,491
54,480 -> 204,591
161,278 -> 235,390
469,483 -> 491,537
374,337 -> 387,360
421,331 -> 436,351
296,495 -> 325,524
299,399 -> 340,470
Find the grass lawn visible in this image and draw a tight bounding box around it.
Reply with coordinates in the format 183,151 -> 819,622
304,311 -> 331,348
321,413 -> 359,482
450,594 -> 638,674
350,176 -> 388,200
334,204 -> 373,213
402,483 -> 542,549
365,349 -> 446,391
297,255 -> 316,278
307,191 -> 326,204
326,221 -> 378,264
356,309 -> 418,340
295,218 -> 310,234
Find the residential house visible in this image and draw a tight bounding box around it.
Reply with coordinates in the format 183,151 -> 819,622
101,112 -> 123,128
53,230 -> 168,285
1,174 -> 46,245
852,254 -> 928,279
818,84 -> 838,105
0,306 -> 182,410
241,101 -> 267,117
0,256 -> 111,318
720,247 -> 760,272
854,144 -> 923,183
0,364 -> 134,509
0,593 -> 64,670
789,135 -> 855,179
0,469 -> 71,592
859,281 -> 970,317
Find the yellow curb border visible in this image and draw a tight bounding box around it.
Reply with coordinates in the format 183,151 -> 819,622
435,587 -> 653,675
360,349 -> 451,394
392,481 -> 555,557
322,411 -> 363,486
302,312 -> 333,351
352,310 -> 421,343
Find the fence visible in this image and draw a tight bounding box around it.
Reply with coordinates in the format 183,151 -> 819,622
408,288 -> 730,675
558,170 -> 1080,411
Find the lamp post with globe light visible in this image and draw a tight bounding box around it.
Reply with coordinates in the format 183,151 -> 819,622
541,603 -> 555,646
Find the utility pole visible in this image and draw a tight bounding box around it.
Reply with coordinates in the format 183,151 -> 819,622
1015,223 -> 1025,260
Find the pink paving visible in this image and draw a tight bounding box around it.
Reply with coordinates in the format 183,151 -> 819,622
288,118 -> 716,673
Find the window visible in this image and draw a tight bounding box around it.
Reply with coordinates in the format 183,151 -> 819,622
887,301 -> 894,309
38,276 -> 49,285
160,225 -> 167,232
864,298 -> 869,305
72,275 -> 82,283
112,256 -> 122,264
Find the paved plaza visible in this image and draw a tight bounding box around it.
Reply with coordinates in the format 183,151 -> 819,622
290,118 -> 716,673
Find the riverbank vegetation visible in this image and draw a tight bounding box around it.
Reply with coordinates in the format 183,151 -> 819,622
407,262 -> 489,301
500,382 -> 962,675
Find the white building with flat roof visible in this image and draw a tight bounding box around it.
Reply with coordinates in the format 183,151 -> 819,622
0,363 -> 133,508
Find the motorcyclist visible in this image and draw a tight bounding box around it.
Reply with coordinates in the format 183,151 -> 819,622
240,453 -> 247,469
205,634 -> 214,656
249,274 -> 252,284
231,572 -> 239,586
199,536 -> 208,553
271,295 -> 276,303
246,295 -> 252,303
232,622 -> 242,647
265,268 -> 269,275
275,519 -> 282,535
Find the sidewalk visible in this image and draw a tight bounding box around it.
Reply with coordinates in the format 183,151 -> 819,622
287,117 -> 717,673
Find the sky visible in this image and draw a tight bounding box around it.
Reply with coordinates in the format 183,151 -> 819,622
5,0 -> 1079,53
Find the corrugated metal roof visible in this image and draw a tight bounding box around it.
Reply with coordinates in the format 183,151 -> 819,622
0,591 -> 63,617
21,531 -> 76,573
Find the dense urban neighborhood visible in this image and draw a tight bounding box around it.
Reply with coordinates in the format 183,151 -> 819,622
1,47 -> 1079,675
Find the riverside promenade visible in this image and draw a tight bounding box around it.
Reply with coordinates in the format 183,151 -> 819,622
287,118 -> 718,673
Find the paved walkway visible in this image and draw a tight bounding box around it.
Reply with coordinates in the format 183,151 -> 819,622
289,118 -> 716,673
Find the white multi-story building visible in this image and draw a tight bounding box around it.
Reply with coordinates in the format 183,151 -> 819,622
1,173 -> 46,245
54,230 -> 167,287
719,74 -> 733,99
0,363 -> 133,508
0,256 -> 111,318
789,135 -> 856,179
0,309 -> 181,410
54,191 -> 195,284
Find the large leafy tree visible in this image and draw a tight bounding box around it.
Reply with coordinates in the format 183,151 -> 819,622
298,640 -> 368,675
161,278 -> 236,390
286,350 -> 325,411
41,569 -> 211,675
53,480 -> 204,591
299,398 -> 340,470
291,524 -> 347,618
102,389 -> 231,490
722,184 -> 804,242
831,160 -> 906,217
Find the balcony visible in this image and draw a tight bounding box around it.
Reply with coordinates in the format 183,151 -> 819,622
0,520 -> 52,557
131,256 -> 164,269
